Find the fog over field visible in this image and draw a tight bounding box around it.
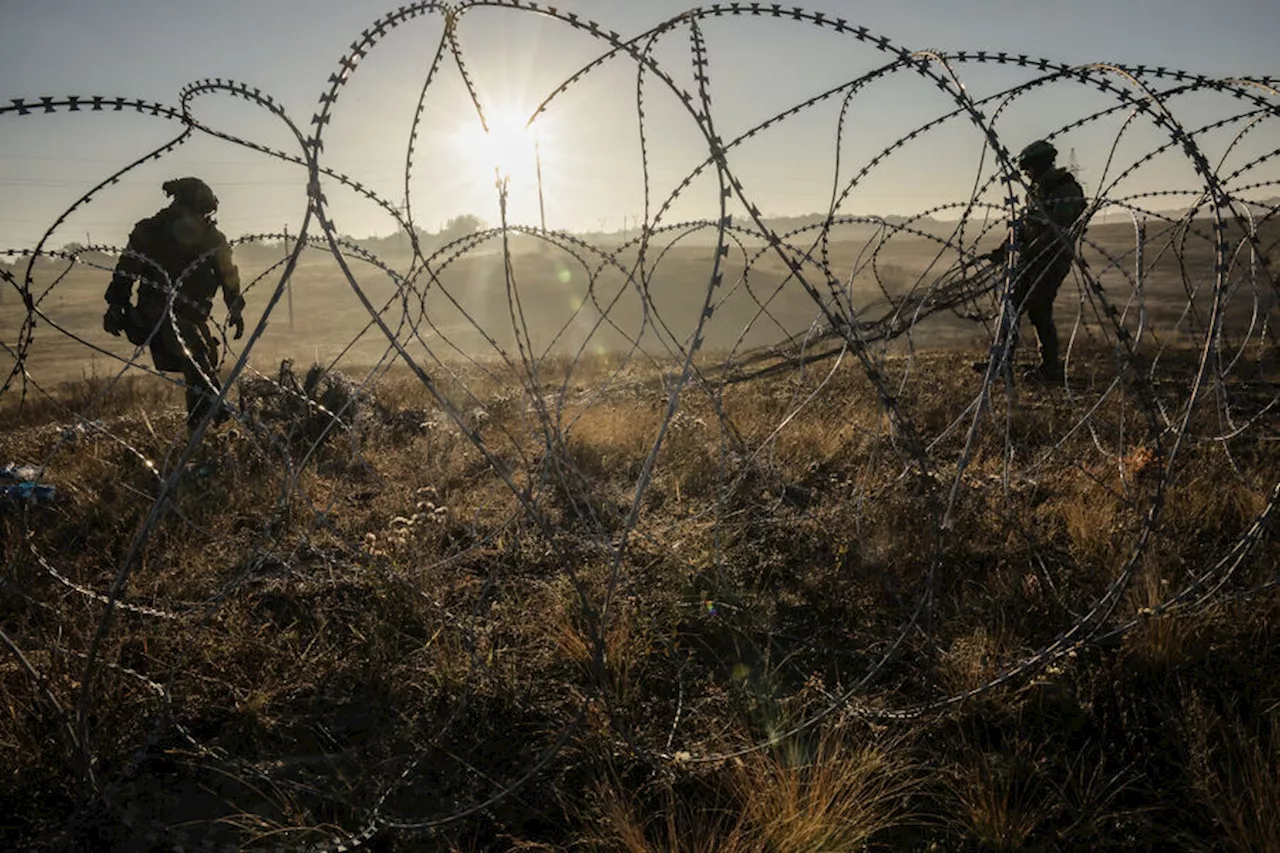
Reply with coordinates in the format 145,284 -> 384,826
5,218 -> 1273,390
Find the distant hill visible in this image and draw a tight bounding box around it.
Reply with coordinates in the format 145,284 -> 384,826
4,196 -> 1273,273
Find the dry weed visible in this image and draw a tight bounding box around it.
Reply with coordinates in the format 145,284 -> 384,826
951,742 -> 1050,852
1185,692 -> 1280,853
590,731 -> 917,853
939,624 -> 1016,696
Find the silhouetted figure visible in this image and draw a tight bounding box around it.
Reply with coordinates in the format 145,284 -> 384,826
103,178 -> 244,429
981,140 -> 1087,382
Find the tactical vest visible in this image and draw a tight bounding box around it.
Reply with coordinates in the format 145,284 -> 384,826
1022,168 -> 1086,261
125,208 -> 229,320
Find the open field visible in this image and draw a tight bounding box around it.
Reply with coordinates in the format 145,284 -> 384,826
4,218 -> 1276,392
4,2 -> 1278,847
3,213 -> 1279,851
2,330 -> 1277,849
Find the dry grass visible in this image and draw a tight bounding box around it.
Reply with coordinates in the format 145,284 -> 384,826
939,625 -> 1018,696
733,735 -> 918,852
1,346 -> 1276,851
951,744 -> 1049,851
593,731 -> 918,853
0,369 -> 183,428
1185,693 -> 1280,853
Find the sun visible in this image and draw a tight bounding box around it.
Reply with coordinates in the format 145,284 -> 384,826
452,105 -> 543,188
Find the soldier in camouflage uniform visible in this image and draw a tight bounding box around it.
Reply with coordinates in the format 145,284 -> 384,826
104,177 -> 245,429
982,140 -> 1088,382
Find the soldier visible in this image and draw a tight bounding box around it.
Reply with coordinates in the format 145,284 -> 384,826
980,139 -> 1088,382
103,177 -> 245,429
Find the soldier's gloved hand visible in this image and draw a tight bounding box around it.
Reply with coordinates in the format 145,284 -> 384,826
103,304 -> 128,337
229,311 -> 244,340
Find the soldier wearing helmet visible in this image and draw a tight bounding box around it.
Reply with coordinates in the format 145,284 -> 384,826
981,139 -> 1088,382
103,177 -> 245,429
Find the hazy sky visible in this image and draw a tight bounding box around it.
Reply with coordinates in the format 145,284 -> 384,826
1,0 -> 1277,249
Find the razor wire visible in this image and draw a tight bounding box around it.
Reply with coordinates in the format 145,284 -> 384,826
2,2 -> 1279,850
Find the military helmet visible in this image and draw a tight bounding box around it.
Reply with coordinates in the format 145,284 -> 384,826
162,176 -> 218,214
1017,139 -> 1058,167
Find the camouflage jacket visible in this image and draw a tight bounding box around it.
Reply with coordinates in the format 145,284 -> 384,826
105,205 -> 243,321
1019,167 -> 1087,262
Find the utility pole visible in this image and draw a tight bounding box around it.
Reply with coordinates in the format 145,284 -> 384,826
396,194 -> 410,246
534,128 -> 547,233
284,223 -> 294,330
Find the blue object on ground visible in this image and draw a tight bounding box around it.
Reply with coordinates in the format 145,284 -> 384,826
1,482 -> 57,503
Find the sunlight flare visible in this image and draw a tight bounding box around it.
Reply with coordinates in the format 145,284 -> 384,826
453,105 -> 545,188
